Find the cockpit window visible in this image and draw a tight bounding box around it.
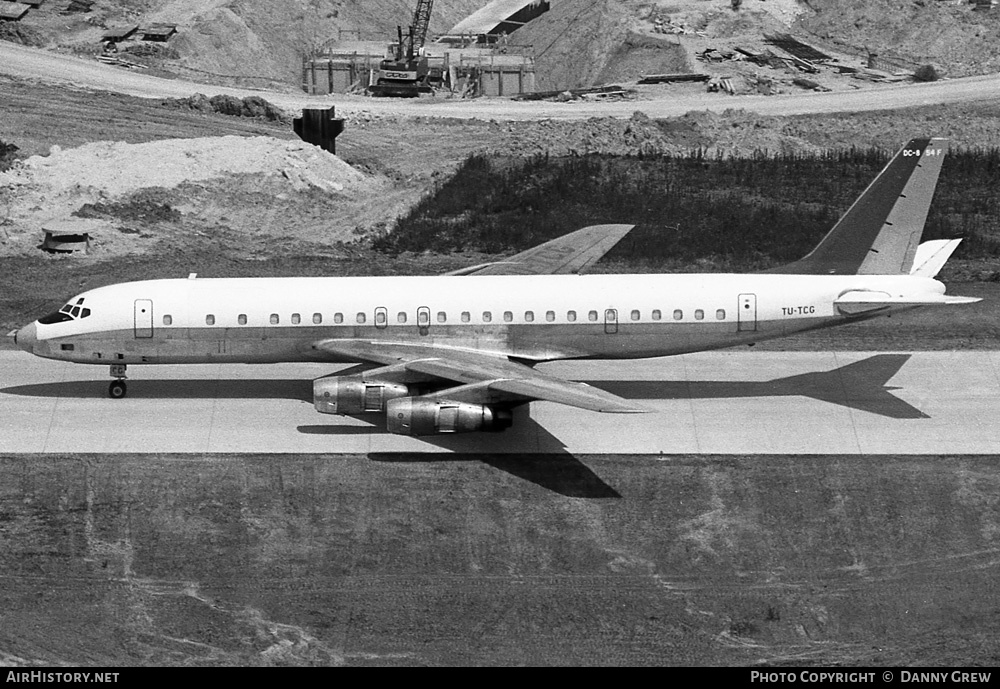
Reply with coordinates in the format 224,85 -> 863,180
39,297 -> 91,324
39,311 -> 73,324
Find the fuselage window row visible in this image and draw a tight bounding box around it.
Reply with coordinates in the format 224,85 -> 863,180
172,307 -> 730,328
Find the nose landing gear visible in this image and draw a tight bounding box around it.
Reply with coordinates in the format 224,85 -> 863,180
108,364 -> 127,399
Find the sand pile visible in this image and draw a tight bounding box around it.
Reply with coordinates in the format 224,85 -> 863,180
0,136 -> 373,256
0,135 -> 366,199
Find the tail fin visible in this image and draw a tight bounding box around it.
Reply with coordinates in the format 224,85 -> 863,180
771,138 -> 947,275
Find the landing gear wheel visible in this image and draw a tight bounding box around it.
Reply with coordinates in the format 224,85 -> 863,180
109,380 -> 127,399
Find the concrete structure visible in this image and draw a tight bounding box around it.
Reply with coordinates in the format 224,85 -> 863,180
302,42 -> 535,96
1,350 -> 998,454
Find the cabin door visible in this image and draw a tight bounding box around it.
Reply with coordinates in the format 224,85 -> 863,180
738,293 -> 757,332
134,299 -> 153,338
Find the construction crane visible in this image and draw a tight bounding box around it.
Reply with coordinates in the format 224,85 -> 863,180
369,0 -> 435,97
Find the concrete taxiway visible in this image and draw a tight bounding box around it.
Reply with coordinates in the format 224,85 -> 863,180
1,350 -> 998,454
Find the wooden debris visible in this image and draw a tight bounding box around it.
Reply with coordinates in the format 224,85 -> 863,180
638,73 -> 710,84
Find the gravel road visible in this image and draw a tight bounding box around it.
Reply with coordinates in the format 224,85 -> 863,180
4,41 -> 1000,121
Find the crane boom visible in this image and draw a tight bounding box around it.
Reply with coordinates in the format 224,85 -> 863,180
410,0 -> 433,52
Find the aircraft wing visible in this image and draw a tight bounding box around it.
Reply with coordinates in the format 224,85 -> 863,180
313,339 -> 648,413
445,224 -> 634,276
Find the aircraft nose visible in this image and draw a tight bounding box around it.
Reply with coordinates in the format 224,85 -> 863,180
14,322 -> 36,352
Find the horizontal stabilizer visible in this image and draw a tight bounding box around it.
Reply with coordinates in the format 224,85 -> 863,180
835,290 -> 981,315
910,239 -> 962,277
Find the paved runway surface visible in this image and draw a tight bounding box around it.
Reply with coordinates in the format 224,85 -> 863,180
2,350 -> 998,454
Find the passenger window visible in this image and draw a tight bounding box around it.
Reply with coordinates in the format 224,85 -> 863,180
206,314 -> 215,325
673,310 -> 683,321
716,309 -> 726,320
695,309 -> 704,321
567,310 -> 577,322
503,311 -> 513,322
588,310 -> 598,322
652,309 -> 661,321
482,311 -> 492,323
524,311 -> 534,322
437,311 -> 447,323
461,311 -> 470,323
334,313 -> 343,324
356,312 -> 366,324
238,314 -> 247,325
163,315 -> 172,326
397,312 -> 407,323
630,309 -> 640,321
270,314 -> 279,325
291,313 -> 301,325
546,310 -> 555,322
313,313 -> 322,324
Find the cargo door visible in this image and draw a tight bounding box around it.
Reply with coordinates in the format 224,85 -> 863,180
738,293 -> 757,332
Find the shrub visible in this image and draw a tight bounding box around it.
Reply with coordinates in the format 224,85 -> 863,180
0,140 -> 19,172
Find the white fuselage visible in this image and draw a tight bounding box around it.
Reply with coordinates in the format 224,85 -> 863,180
19,273 -> 945,366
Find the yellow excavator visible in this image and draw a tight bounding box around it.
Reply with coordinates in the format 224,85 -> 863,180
369,0 -> 435,97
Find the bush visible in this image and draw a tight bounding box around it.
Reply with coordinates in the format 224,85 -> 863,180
0,140 -> 19,172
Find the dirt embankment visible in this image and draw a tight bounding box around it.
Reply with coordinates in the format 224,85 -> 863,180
0,136 -> 385,258
798,0 -> 1000,76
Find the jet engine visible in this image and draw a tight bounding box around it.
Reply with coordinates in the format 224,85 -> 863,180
386,397 -> 513,436
313,375 -> 411,415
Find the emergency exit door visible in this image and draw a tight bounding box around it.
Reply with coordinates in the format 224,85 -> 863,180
604,308 -> 618,334
738,293 -> 757,332
134,299 -> 153,338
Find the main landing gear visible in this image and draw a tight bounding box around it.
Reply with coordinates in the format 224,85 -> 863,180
108,364 -> 127,399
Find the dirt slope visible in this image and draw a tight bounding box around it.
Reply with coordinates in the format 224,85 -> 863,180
799,0 -> 1000,76
11,0 -> 485,88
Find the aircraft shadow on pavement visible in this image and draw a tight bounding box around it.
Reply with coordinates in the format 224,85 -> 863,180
299,408 -> 620,499
0,378 -> 313,401
582,354 -> 928,420
0,355 -> 924,419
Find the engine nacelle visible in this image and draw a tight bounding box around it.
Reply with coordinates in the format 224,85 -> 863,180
313,375 -> 410,415
386,397 -> 513,436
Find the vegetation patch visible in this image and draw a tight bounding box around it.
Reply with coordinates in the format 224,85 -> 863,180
162,94 -> 289,123
74,189 -> 181,224
374,149 -> 1000,272
0,140 -> 18,172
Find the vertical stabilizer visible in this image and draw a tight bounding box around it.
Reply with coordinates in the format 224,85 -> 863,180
772,138 -> 948,275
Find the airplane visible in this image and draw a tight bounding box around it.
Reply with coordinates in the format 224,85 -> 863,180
9,137 -> 980,436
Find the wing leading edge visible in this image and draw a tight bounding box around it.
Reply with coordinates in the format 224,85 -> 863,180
312,339 -> 648,414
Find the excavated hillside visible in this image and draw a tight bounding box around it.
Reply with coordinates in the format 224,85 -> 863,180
6,0 -> 484,88
799,0 -> 1000,77
5,0 -> 1000,91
